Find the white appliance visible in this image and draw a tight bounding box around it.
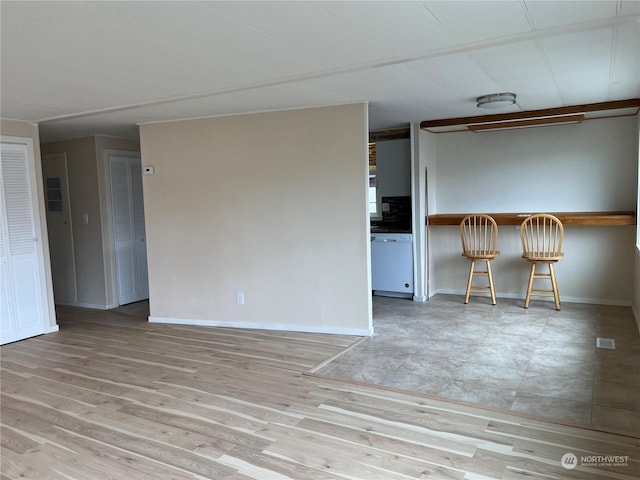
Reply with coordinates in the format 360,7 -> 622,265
371,233 -> 413,298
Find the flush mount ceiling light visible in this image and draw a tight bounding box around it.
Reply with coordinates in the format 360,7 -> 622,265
476,92 -> 516,109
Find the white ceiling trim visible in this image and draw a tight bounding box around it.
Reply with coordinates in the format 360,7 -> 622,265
135,100 -> 370,127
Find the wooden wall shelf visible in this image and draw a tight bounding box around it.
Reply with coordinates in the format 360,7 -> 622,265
427,211 -> 636,226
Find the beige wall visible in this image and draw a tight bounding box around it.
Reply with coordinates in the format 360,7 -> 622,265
140,104 -> 372,334
95,136 -> 140,154
0,119 -> 57,328
40,135 -> 141,308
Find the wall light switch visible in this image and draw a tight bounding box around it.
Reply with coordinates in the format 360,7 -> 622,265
82,213 -> 89,225
143,166 -> 154,175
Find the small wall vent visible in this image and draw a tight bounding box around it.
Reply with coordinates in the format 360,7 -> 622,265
596,338 -> 616,349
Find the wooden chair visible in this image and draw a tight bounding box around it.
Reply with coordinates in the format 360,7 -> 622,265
520,214 -> 564,310
459,214 -> 500,305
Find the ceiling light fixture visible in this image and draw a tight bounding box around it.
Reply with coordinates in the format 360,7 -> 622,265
476,92 -> 516,109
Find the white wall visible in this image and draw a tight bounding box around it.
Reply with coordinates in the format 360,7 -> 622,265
635,248 -> 640,329
424,116 -> 638,305
419,129 -> 438,299
414,127 -> 437,300
410,125 -> 426,301
634,114 -> 640,330
431,225 -> 635,305
434,117 -> 637,213
140,104 -> 372,335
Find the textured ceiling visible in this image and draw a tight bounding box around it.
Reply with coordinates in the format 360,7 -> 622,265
1,1 -> 639,142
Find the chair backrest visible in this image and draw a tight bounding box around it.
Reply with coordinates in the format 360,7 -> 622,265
459,214 -> 498,255
520,213 -> 564,257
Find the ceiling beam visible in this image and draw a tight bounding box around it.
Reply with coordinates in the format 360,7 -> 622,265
467,114 -> 585,132
420,99 -> 640,130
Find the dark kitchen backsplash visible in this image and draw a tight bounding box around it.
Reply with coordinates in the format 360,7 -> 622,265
372,196 -> 412,231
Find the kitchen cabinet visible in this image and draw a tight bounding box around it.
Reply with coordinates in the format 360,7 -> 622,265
375,138 -> 411,198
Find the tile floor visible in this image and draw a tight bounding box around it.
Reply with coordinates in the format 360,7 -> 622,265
314,294 -> 640,436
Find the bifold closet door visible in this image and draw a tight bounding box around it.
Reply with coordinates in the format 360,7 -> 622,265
109,155 -> 148,305
1,142 -> 48,344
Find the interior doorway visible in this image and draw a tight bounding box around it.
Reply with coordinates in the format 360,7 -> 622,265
108,154 -> 149,306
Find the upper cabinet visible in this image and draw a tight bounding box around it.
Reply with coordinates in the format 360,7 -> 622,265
375,138 -> 411,198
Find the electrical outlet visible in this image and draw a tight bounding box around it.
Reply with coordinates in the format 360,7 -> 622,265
236,292 -> 245,305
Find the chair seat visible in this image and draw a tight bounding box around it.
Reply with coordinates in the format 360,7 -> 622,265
522,252 -> 564,262
463,251 -> 500,260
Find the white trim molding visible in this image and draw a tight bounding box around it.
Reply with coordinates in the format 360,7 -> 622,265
149,316 -> 374,337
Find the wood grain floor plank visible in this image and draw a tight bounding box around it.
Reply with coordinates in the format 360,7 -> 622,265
0,448 -> 71,480
288,401 -> 480,458
0,426 -> 39,454
3,415 -> 205,480
116,402 -> 271,451
1,395 -> 236,479
133,382 -> 305,428
262,422 -> 470,479
220,444 -> 350,480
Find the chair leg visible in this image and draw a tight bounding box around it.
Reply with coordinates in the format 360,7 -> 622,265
486,260 -> 496,305
549,263 -> 561,310
464,260 -> 475,304
524,262 -> 535,309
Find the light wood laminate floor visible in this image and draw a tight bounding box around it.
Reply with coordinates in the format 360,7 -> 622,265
1,305 -> 638,479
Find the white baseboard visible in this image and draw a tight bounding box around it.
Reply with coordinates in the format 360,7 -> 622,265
430,289 -> 632,307
412,295 -> 427,302
148,316 -> 373,337
45,325 -> 59,334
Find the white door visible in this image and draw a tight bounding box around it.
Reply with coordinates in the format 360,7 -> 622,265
42,154 -> 77,305
0,142 -> 48,344
109,155 -> 148,305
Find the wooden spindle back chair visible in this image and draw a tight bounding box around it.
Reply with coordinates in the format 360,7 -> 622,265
520,213 -> 564,309
459,214 -> 500,305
